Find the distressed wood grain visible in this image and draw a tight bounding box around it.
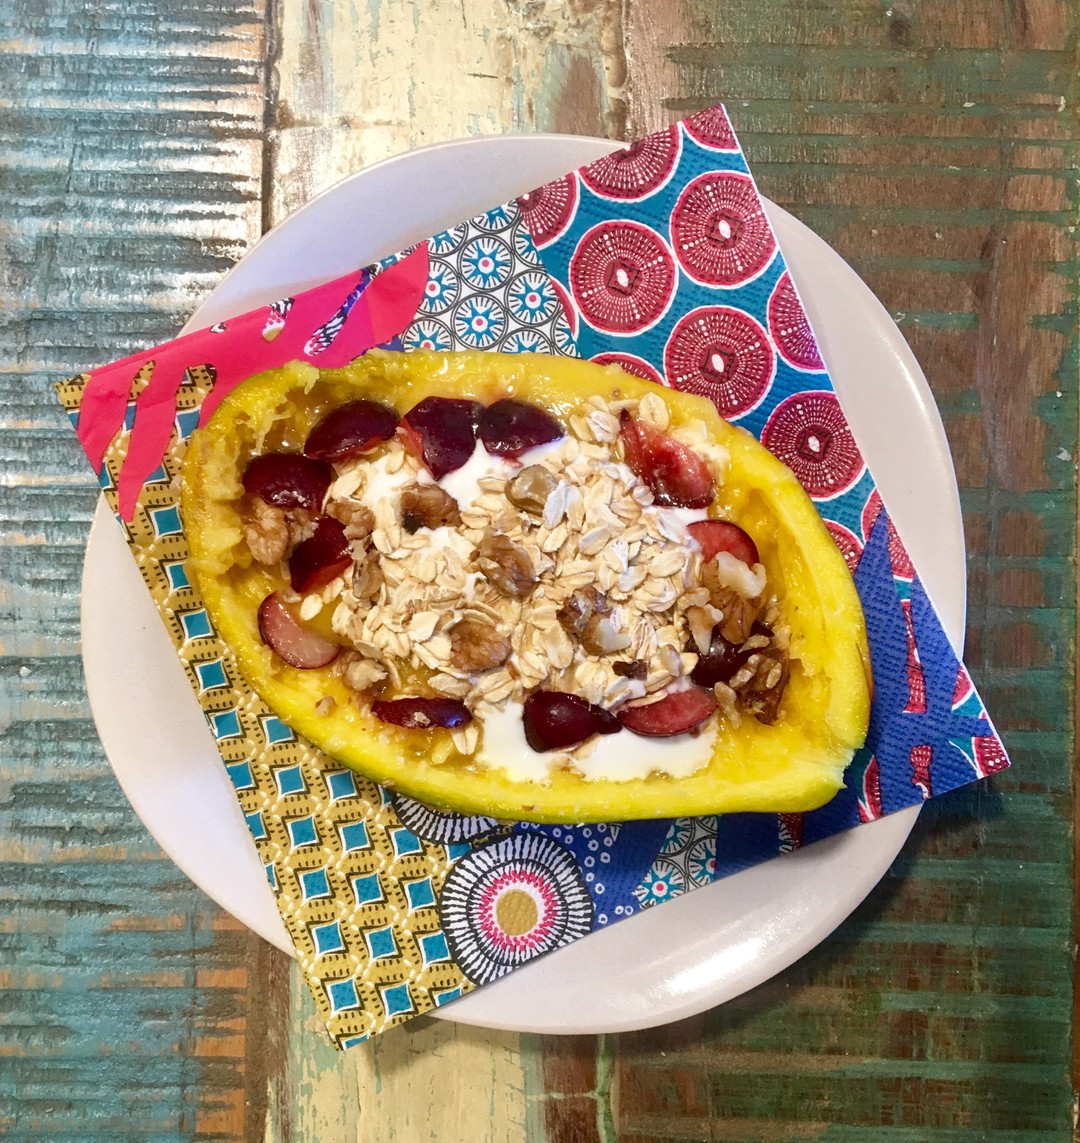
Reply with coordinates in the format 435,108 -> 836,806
3,0 -> 1077,1140
610,0 -> 1077,1139
0,1 -> 274,1140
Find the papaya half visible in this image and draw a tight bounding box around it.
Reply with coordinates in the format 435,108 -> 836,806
181,350 -> 870,823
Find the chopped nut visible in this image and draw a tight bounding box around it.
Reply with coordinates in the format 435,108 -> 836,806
612,659 -> 648,680
506,465 -> 558,515
702,568 -> 761,644
326,498 -> 375,540
475,529 -> 538,598
686,605 -> 715,655
400,483 -> 461,532
338,651 -> 388,694
315,695 -> 336,716
557,585 -> 605,638
580,613 -> 631,656
731,647 -> 790,725
450,617 -> 512,673
241,498 -> 292,565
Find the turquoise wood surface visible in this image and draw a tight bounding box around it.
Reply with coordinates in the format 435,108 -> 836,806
2,0 -> 1075,1138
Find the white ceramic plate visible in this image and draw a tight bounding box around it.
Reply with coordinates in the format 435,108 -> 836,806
81,135 -> 965,1034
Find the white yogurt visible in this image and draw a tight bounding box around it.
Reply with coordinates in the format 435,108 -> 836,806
358,451 -> 418,510
438,440 -> 514,509
476,697 -> 717,784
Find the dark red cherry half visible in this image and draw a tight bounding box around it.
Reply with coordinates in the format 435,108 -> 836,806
257,592 -> 340,669
371,697 -> 472,729
522,691 -> 621,752
402,396 -> 485,479
690,621 -> 773,689
617,687 -> 717,737
619,410 -> 714,509
242,452 -> 332,512
304,399 -> 399,461
479,398 -> 564,459
289,515 -> 351,594
687,519 -> 759,566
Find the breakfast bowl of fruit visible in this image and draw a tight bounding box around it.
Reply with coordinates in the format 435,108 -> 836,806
182,350 -> 871,824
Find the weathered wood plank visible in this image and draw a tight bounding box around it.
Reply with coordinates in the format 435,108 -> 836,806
609,0 -> 1077,1138
261,2 -> 627,1137
0,1 -> 275,1140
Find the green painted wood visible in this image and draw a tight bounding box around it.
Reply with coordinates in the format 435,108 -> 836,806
0,1 -> 274,1140
582,0 -> 1078,1138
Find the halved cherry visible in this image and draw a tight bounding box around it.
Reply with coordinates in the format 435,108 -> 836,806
479,398 -> 564,459
690,620 -> 773,689
242,452 -> 332,512
523,691 -> 621,752
257,592 -> 340,669
371,697 -> 472,729
304,399 -> 399,461
289,515 -> 351,594
618,410 -> 714,509
402,396 -> 484,479
617,687 -> 717,737
687,519 -> 759,566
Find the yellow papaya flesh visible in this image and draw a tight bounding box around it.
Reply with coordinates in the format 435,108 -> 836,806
181,350 -> 870,823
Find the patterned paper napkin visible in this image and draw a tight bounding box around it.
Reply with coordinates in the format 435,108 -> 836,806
57,105 -> 1008,1047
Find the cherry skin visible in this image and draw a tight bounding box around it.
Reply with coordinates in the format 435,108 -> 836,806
257,592 -> 340,669
289,516 -> 351,594
617,687 -> 717,736
479,398 -> 564,459
618,410 -> 714,509
371,697 -> 472,729
687,519 -> 759,566
304,399 -> 399,461
401,396 -> 484,479
522,691 -> 621,752
242,452 -> 331,512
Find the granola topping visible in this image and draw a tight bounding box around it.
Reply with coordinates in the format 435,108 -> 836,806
244,392 -> 793,782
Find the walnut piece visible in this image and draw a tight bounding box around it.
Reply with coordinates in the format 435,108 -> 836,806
338,651 -> 388,695
702,569 -> 761,645
450,617 -> 512,673
326,498 -> 375,541
556,585 -> 605,638
351,549 -> 383,601
241,498 -> 314,565
730,647 -> 789,725
580,613 -> 631,656
505,464 -> 558,515
475,529 -> 537,598
400,483 -> 461,532
612,659 -> 648,680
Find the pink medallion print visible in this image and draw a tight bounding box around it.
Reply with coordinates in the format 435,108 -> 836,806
762,391 -> 865,500
663,305 -> 775,418
569,221 -> 677,334
671,172 -> 776,287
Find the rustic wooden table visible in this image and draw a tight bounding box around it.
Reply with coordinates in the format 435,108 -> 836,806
2,1 -> 1075,1139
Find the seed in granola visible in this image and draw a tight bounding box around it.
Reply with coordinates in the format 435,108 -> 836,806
400,483 -> 461,533
475,529 -> 538,598
450,617 -> 512,673
505,464 -> 558,515
612,659 -> 648,680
